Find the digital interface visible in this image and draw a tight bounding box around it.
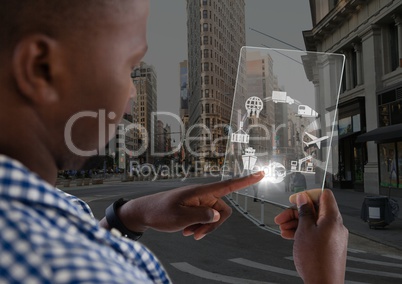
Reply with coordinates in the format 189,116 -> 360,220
222,47 -> 345,207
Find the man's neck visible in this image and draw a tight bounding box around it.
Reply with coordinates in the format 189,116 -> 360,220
0,141 -> 58,186
0,107 -> 58,186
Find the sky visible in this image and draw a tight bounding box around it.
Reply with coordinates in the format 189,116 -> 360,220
143,0 -> 313,136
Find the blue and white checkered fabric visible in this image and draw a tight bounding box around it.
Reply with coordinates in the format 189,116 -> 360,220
0,155 -> 170,283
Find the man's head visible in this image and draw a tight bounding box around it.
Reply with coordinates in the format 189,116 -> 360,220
0,0 -> 149,179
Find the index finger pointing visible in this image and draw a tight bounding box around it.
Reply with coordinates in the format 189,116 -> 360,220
203,171 -> 265,197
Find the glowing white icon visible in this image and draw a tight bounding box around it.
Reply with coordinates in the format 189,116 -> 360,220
303,132 -> 329,149
231,122 -> 250,144
245,96 -> 263,118
242,147 -> 257,170
272,91 -> 294,105
261,162 -> 287,184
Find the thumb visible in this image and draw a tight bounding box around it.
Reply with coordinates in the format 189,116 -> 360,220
296,192 -> 317,228
317,189 -> 342,222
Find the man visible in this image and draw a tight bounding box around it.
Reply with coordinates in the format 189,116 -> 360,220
0,0 -> 348,283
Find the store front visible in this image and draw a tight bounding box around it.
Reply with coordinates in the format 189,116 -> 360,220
335,98 -> 366,190
357,125 -> 402,196
356,85 -> 402,196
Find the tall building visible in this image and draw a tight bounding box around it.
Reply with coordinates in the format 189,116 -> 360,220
180,60 -> 189,125
179,60 -> 190,165
132,62 -> 158,164
164,124 -> 172,153
105,97 -> 137,172
304,0 -> 402,196
187,0 -> 246,171
156,120 -> 165,154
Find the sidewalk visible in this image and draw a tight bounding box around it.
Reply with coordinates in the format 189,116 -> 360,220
332,188 -> 402,252
229,187 -> 402,252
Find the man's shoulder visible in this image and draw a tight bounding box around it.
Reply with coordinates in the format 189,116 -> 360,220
0,199 -> 161,283
0,181 -> 163,283
0,155 -> 170,283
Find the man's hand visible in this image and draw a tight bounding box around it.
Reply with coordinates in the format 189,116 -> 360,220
103,171 -> 264,240
274,189 -> 348,283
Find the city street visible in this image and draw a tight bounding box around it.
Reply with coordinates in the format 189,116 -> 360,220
65,178 -> 402,284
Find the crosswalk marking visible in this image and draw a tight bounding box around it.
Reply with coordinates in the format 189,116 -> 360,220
346,267 -> 402,279
172,260 -> 368,284
382,254 -> 402,261
347,256 -> 402,268
172,256 -> 402,283
347,248 -> 367,254
231,258 -> 372,284
229,258 -> 299,277
171,262 -> 275,284
288,255 -> 402,269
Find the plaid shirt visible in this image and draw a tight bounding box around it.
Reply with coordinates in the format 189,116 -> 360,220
0,155 -> 170,283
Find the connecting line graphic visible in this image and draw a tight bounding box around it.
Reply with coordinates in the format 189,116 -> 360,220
248,27 -> 305,65
260,44 -> 304,65
249,27 -> 303,51
262,95 -> 301,106
229,91 -> 326,176
233,94 -> 302,144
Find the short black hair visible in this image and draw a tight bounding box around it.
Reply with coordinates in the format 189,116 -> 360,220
0,0 -> 123,53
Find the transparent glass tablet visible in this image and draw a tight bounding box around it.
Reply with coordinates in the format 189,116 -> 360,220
222,47 -> 345,208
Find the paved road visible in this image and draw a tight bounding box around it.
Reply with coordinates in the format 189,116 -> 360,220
65,178 -> 402,283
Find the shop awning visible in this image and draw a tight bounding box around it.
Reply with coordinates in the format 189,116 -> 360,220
356,124 -> 402,143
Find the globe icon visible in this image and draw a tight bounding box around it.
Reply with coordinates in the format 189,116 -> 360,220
245,96 -> 263,117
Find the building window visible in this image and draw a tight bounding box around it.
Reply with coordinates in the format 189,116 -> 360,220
204,62 -> 209,71
204,75 -> 209,84
379,143 -> 399,188
202,0 -> 207,5
389,23 -> 399,72
203,10 -> 208,19
351,50 -> 358,88
391,101 -> 402,124
203,23 -> 208,31
203,36 -> 208,45
206,118 -> 210,128
341,63 -> 346,93
205,103 -> 210,113
378,90 -> 402,126
205,89 -> 209,98
204,49 -> 209,58
340,48 -> 360,92
399,142 -> 402,188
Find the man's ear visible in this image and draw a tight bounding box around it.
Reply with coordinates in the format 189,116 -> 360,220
12,35 -> 60,104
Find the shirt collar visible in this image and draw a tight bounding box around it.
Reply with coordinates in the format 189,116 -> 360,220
0,154 -> 90,220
